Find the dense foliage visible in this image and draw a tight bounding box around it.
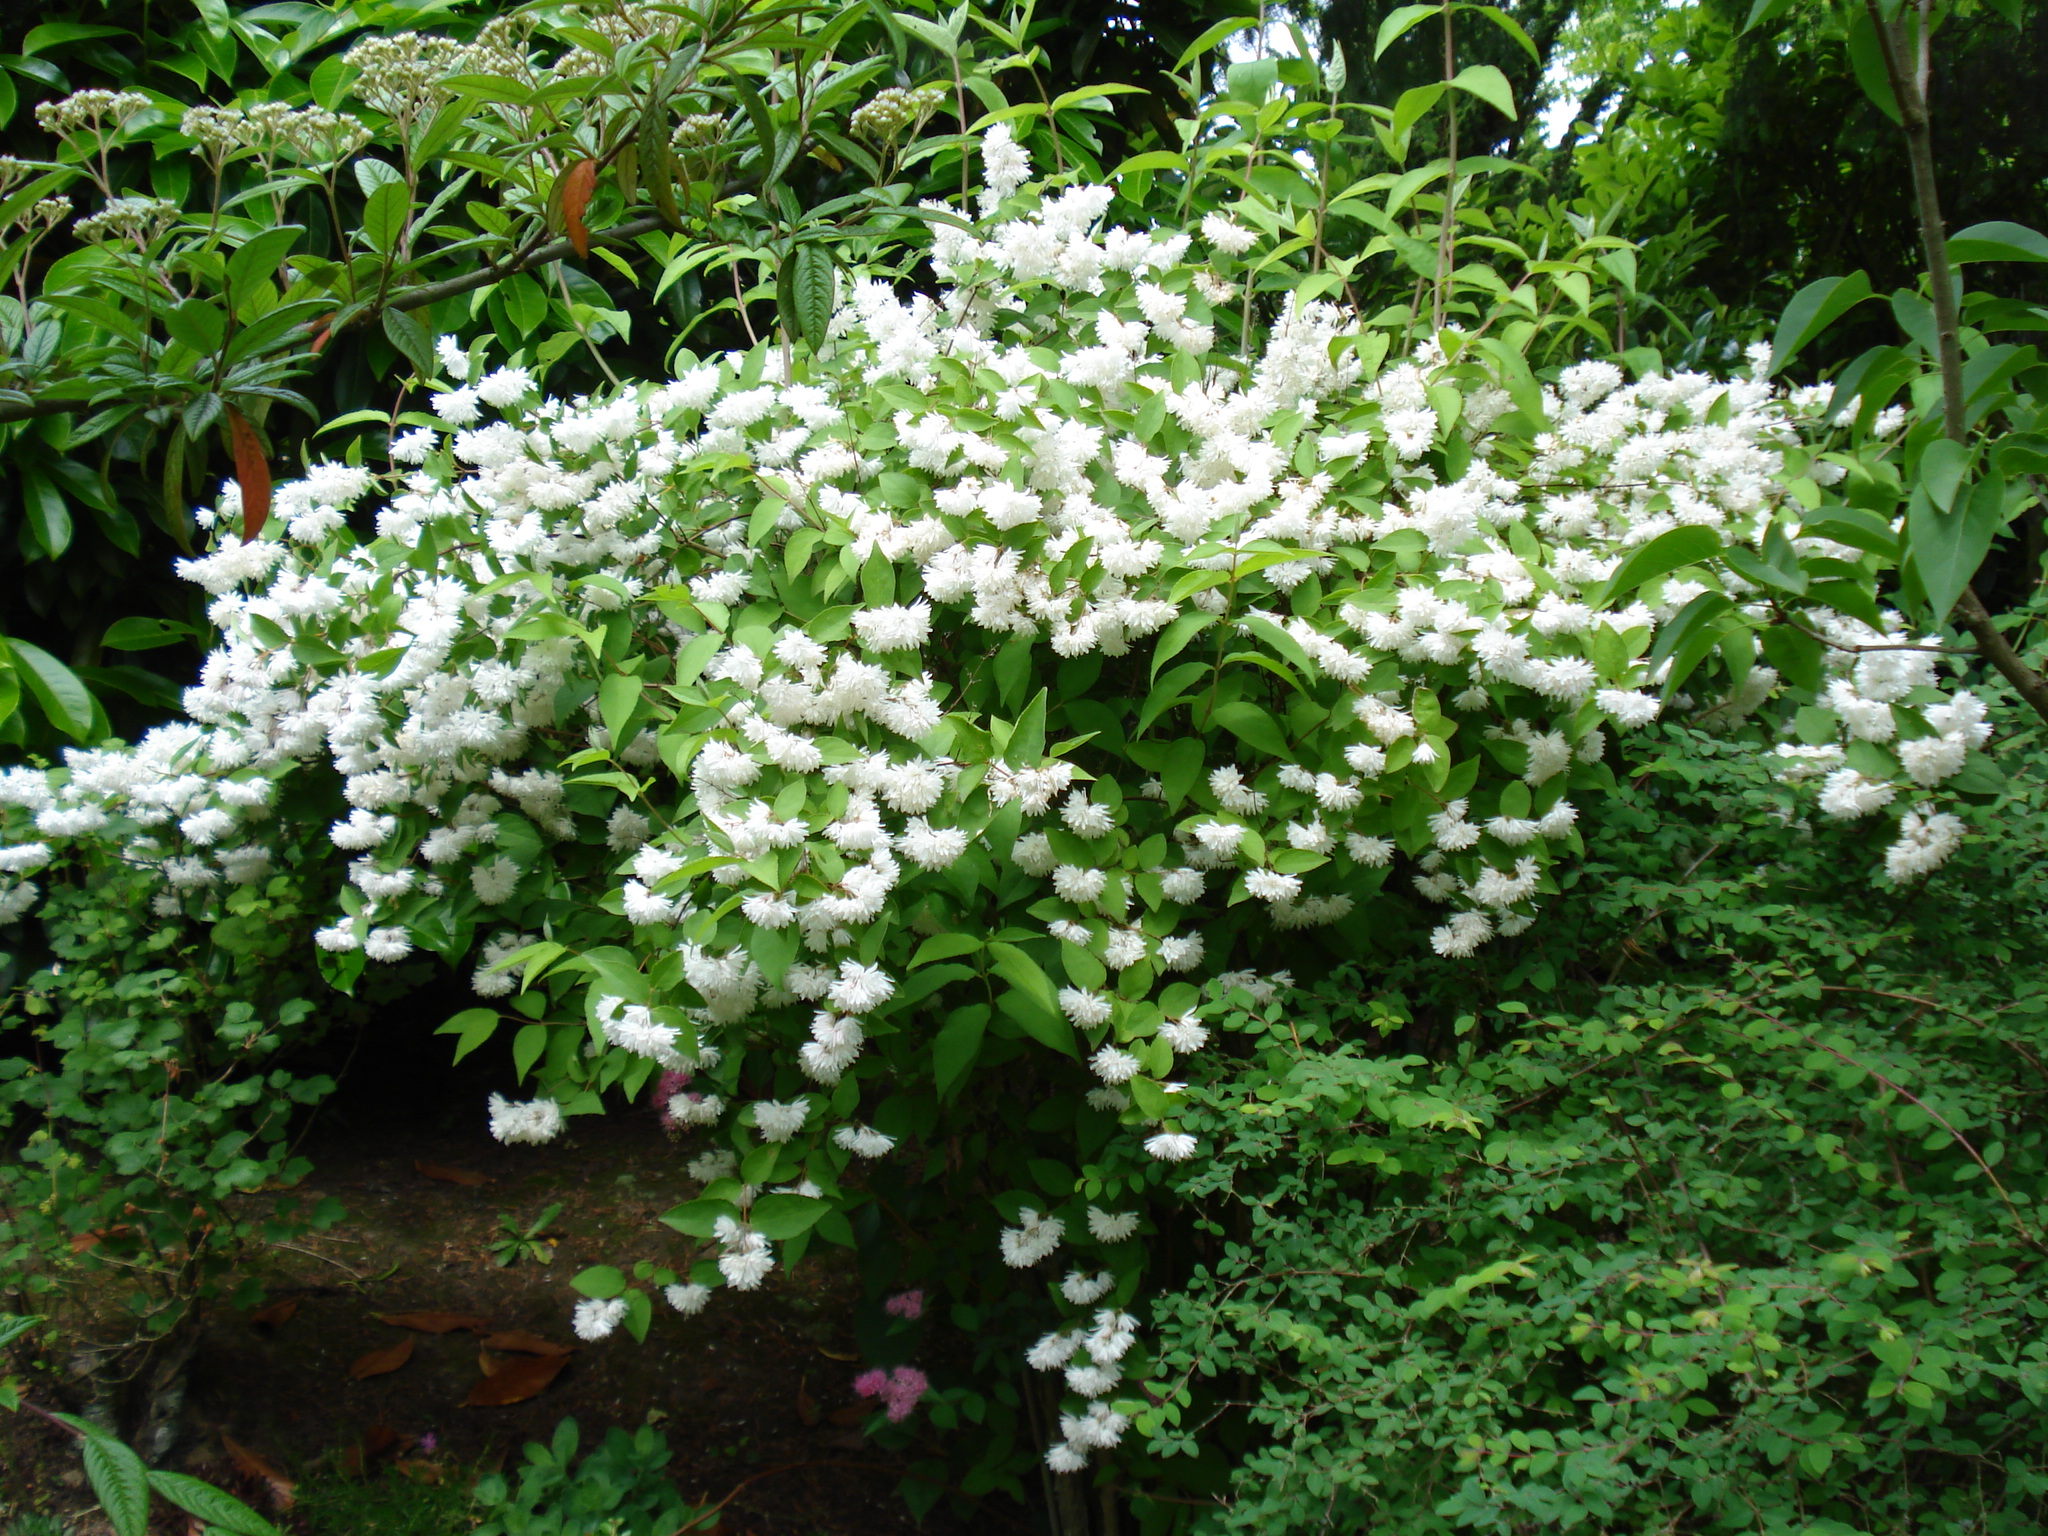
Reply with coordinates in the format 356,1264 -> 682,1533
1145,713 -> 2048,1531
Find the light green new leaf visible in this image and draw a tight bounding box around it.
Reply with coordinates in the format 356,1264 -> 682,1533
1949,221 -> 2048,265
1375,3 -> 1439,59
1450,64 -> 1515,119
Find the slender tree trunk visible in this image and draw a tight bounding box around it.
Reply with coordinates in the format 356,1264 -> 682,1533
1863,0 -> 2048,725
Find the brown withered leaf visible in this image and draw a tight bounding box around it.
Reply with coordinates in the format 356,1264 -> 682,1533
222,1434 -> 296,1511
796,1373 -> 820,1428
250,1297 -> 298,1328
362,1423 -> 402,1459
816,1346 -> 858,1362
464,1351 -> 569,1407
477,1346 -> 504,1376
226,405 -> 271,543
350,1334 -> 415,1379
373,1311 -> 492,1334
480,1330 -> 573,1357
394,1458 -> 444,1484
414,1159 -> 488,1187
827,1404 -> 869,1428
559,157 -> 597,259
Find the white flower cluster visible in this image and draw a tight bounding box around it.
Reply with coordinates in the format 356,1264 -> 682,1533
0,121 -> 1989,1476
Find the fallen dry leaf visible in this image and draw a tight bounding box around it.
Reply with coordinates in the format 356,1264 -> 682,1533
374,1311 -> 492,1334
250,1298 -> 298,1328
478,1346 -> 505,1376
363,1423 -> 402,1458
827,1405 -> 869,1428
796,1374 -> 820,1428
816,1346 -> 858,1362
349,1335 -> 415,1380
222,1434 -> 296,1511
464,1351 -> 570,1407
394,1458 -> 443,1484
414,1160 -> 488,1187
480,1330 -> 573,1357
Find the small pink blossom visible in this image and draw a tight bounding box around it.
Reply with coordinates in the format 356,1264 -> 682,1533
653,1068 -> 693,1129
884,1289 -> 925,1320
853,1364 -> 930,1422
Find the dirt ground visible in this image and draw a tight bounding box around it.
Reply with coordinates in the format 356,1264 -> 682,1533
2,1029 -> 992,1536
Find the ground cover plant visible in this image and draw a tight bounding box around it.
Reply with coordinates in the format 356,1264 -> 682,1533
2,1 -> 2047,1532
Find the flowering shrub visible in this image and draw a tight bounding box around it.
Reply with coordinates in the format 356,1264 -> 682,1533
0,122 -> 2004,1492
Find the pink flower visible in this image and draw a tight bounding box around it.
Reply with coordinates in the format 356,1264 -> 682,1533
881,1366 -> 929,1422
653,1068 -> 693,1129
852,1365 -> 930,1422
884,1289 -> 925,1320
852,1368 -> 890,1399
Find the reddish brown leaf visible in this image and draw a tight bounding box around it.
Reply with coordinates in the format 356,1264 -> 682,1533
226,405 -> 271,543
373,1311 -> 492,1334
222,1434 -> 296,1511
349,1334 -> 415,1379
480,1330 -> 573,1357
826,1404 -> 869,1428
362,1423 -> 401,1459
69,1232 -> 102,1255
560,157 -> 598,259
393,1458 -> 444,1483
307,314 -> 337,354
796,1374 -> 820,1428
414,1159 -> 488,1187
464,1351 -> 570,1407
250,1297 -> 298,1327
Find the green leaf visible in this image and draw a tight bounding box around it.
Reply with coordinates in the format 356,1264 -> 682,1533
749,1193 -> 829,1240
1770,271 -> 1875,376
1391,83 -> 1446,141
1907,473 -> 2004,621
776,242 -> 834,351
0,1314 -> 40,1348
600,671 -> 644,754
1175,12 -> 1262,68
1374,3 -> 1439,59
70,1425 -> 149,1536
659,1197 -> 739,1238
1918,437 -> 1971,511
1449,64 -> 1515,119
20,467 -> 71,558
1209,700 -> 1290,760
382,307 -> 435,379
1845,10 -> 1901,124
987,942 -> 1076,1056
1950,221 -> 2048,265
11,639 -> 95,742
360,179 -> 411,256
225,225 -> 303,306
163,298 -> 227,356
101,616 -> 195,651
435,1007 -> 500,1065
146,1472 -> 280,1536
1596,525 -> 1722,607
511,1022 -> 548,1081
1742,0 -> 1795,30
572,1264 -> 627,1299
933,1003 -> 987,1099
